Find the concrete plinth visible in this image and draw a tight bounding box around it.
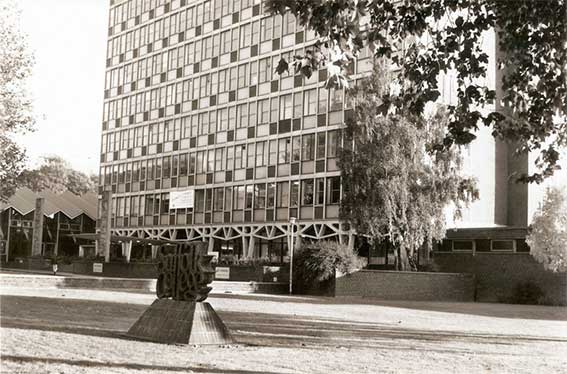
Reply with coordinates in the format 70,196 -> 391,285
126,299 -> 233,345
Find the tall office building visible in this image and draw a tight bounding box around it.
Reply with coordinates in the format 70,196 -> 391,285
100,0 -> 359,263
100,0 -> 541,265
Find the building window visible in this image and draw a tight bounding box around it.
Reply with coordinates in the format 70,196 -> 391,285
290,181 -> 299,207
278,138 -> 290,164
259,58 -> 271,83
255,184 -> 266,208
327,177 -> 340,204
259,99 -> 269,123
304,89 -> 317,116
302,134 -> 315,161
238,63 -> 248,87
240,23 -> 251,48
327,130 -> 340,157
260,17 -> 273,42
276,182 -> 289,207
491,240 -> 515,252
235,186 -> 245,210
302,179 -> 314,206
330,88 -> 343,111
267,183 -> 276,208
316,132 -> 326,159
280,94 -> 292,120
195,190 -> 205,213
282,13 -> 295,35
245,185 -> 254,209
317,86 -> 328,112
315,178 -> 325,205
268,139 -> 277,165
291,136 -> 301,162
453,240 -> 474,252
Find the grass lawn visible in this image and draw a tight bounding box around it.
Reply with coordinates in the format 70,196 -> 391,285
1,287 -> 566,373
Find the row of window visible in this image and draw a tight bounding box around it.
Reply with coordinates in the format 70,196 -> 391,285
102,84 -> 344,134
107,5 -> 308,63
112,177 -> 342,219
101,130 -> 341,184
435,239 -> 530,253
110,0 -> 262,31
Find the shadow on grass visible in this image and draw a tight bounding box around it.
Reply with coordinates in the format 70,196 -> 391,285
210,293 -> 567,321
0,355 -> 284,374
2,294 -> 565,357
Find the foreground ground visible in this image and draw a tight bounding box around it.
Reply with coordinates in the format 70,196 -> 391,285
1,287 -> 566,373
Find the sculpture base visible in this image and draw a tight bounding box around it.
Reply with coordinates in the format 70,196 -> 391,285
126,299 -> 233,345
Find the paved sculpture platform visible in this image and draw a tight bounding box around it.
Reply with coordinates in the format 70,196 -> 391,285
126,298 -> 233,345
125,242 -> 235,345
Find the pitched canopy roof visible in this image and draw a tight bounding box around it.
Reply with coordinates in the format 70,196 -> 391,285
0,188 -> 97,220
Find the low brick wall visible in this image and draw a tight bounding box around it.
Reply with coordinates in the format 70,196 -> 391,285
433,253 -> 567,305
335,270 -> 475,302
71,261 -> 157,278
0,273 -> 288,295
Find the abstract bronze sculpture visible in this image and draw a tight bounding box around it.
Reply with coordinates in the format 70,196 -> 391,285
127,241 -> 233,345
156,243 -> 215,302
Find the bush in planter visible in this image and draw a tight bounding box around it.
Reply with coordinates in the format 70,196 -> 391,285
294,241 -> 364,293
508,281 -> 546,305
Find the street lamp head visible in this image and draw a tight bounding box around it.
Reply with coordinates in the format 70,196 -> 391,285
289,217 -> 296,225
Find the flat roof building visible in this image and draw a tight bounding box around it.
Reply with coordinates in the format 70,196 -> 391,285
99,0 -> 557,266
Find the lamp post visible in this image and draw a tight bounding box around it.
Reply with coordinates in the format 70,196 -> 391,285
289,217 -> 296,295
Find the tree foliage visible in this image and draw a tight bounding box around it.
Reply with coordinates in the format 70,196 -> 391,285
526,186 -> 567,273
18,155 -> 98,195
267,0 -> 567,182
340,65 -> 478,271
294,240 -> 363,283
0,0 -> 35,201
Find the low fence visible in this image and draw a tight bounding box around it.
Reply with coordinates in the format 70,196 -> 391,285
335,270 -> 475,302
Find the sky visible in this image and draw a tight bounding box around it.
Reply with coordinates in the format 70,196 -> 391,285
17,0 -> 108,175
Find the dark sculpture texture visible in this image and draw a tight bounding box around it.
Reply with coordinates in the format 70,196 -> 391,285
156,242 -> 215,302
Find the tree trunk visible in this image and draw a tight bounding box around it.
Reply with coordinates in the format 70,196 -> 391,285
398,247 -> 411,271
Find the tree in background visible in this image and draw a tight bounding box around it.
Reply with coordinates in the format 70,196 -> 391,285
526,186 -> 567,273
267,0 -> 566,182
340,65 -> 477,271
18,155 -> 98,195
0,0 -> 35,201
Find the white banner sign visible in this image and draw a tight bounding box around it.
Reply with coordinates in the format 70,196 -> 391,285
215,267 -> 230,280
93,263 -> 103,273
169,189 -> 194,209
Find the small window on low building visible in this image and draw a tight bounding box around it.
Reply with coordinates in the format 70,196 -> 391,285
475,239 -> 490,252
453,240 -> 474,251
491,240 -> 515,251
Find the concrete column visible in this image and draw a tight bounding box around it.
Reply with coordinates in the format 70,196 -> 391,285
31,198 -> 44,256
97,190 -> 112,263
348,230 -> 354,251
241,236 -> 248,259
248,235 -> 256,258
54,213 -> 61,257
151,244 -> 159,259
123,241 -> 133,263
207,237 -> 215,253
5,209 -> 12,263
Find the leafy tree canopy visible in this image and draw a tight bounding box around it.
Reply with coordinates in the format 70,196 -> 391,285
526,186 -> 567,273
267,0 -> 567,182
0,0 -> 35,201
340,65 -> 478,270
18,155 -> 98,196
